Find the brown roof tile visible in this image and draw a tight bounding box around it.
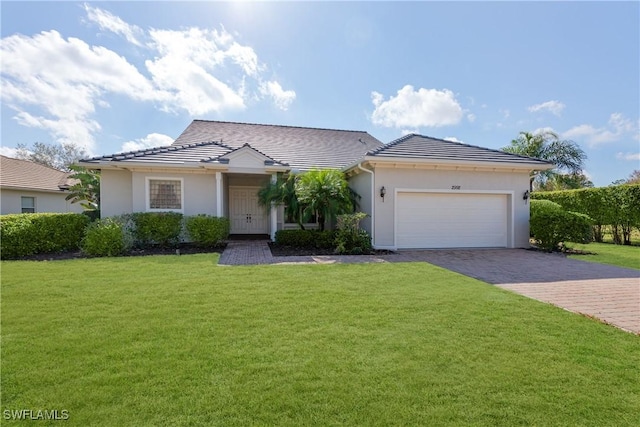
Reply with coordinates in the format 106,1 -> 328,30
0,156 -> 73,192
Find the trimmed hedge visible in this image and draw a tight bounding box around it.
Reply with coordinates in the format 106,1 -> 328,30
0,213 -> 90,259
185,215 -> 230,247
530,200 -> 593,251
132,212 -> 183,247
82,217 -> 131,257
275,229 -> 336,249
532,184 -> 640,244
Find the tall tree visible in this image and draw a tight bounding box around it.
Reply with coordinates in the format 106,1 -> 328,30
15,142 -> 87,171
65,165 -> 100,211
294,169 -> 354,231
502,131 -> 587,191
538,172 -> 594,191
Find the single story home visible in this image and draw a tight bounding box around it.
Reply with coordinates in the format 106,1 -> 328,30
0,155 -> 83,215
80,120 -> 552,250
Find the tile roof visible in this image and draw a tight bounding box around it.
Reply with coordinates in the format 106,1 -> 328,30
171,120 -> 384,170
368,134 -> 553,166
82,141 -> 233,164
0,155 -> 73,192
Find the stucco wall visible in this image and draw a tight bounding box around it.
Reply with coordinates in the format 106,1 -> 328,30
1,189 -> 83,215
131,171 -> 217,216
371,166 -> 531,249
347,170 -> 373,234
100,169 -> 133,217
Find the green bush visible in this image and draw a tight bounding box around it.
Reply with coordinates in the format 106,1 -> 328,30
275,229 -> 336,249
185,215 -> 230,247
532,184 -> 640,244
530,200 -> 593,251
0,213 -> 89,259
82,218 -> 131,257
132,212 -> 183,247
334,212 -> 372,255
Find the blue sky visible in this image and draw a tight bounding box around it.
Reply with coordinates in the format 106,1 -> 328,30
1,1 -> 638,186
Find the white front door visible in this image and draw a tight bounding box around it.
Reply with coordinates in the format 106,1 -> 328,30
229,187 -> 268,234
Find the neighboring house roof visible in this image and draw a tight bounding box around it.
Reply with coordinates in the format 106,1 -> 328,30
367,134 -> 553,167
83,120 -> 384,171
0,155 -> 74,192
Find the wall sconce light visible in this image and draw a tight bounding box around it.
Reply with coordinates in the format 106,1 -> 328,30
523,190 -> 530,201
380,186 -> 386,201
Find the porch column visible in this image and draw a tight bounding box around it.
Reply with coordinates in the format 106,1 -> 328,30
216,172 -> 223,217
270,173 -> 277,240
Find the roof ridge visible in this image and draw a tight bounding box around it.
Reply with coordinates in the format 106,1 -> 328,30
192,119 -> 373,135
369,133 -> 417,154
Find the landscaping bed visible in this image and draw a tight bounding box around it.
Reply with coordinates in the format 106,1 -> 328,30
268,242 -> 395,257
14,243 -> 226,261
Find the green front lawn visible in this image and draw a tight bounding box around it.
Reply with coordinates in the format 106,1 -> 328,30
568,242 -> 640,270
2,255 -> 639,426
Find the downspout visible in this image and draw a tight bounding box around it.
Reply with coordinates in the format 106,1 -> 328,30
357,162 -> 376,248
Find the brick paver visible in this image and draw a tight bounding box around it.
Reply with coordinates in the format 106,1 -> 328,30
219,242 -> 640,333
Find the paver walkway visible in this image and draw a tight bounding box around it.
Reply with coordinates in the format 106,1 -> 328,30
219,241 -> 640,333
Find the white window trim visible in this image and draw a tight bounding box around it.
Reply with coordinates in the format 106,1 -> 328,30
145,177 -> 184,213
21,196 -> 36,213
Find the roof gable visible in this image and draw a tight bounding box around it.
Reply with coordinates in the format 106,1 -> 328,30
214,143 -> 289,168
0,155 -> 72,192
368,134 -> 553,167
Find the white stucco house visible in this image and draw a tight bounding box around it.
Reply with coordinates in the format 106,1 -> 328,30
79,120 -> 552,250
0,155 -> 83,215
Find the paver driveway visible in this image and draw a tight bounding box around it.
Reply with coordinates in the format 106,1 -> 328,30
404,249 -> 640,334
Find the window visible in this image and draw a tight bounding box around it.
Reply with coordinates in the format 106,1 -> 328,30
147,179 -> 183,211
21,196 -> 35,213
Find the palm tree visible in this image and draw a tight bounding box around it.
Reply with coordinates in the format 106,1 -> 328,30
502,131 -> 587,191
257,174 -> 306,229
294,169 -> 354,231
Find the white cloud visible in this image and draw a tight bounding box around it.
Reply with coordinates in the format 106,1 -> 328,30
499,109 -> 510,119
259,81 -> 296,111
121,133 -> 174,153
83,3 -> 144,46
533,127 -> 556,135
1,6 -> 295,153
563,113 -> 637,145
466,113 -> 476,123
0,146 -> 19,157
444,136 -> 464,143
616,152 -> 640,161
371,85 -> 463,128
528,100 -> 566,116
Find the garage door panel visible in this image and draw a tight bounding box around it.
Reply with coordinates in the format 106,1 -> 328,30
396,192 -> 507,248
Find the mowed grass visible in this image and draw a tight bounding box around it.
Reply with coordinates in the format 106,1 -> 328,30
568,242 -> 640,270
2,255 -> 639,426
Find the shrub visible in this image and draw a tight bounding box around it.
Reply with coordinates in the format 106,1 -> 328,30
532,184 -> 640,244
185,215 -> 230,247
0,213 -> 89,259
334,212 -> 372,255
82,218 -> 131,257
132,212 -> 183,247
530,200 -> 593,251
274,229 -> 336,249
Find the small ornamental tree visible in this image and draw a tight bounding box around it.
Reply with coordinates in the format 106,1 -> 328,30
294,169 -> 354,231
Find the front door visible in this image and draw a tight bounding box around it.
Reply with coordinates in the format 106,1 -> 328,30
229,187 -> 268,234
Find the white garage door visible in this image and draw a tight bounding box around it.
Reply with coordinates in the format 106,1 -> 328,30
396,192 -> 508,249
